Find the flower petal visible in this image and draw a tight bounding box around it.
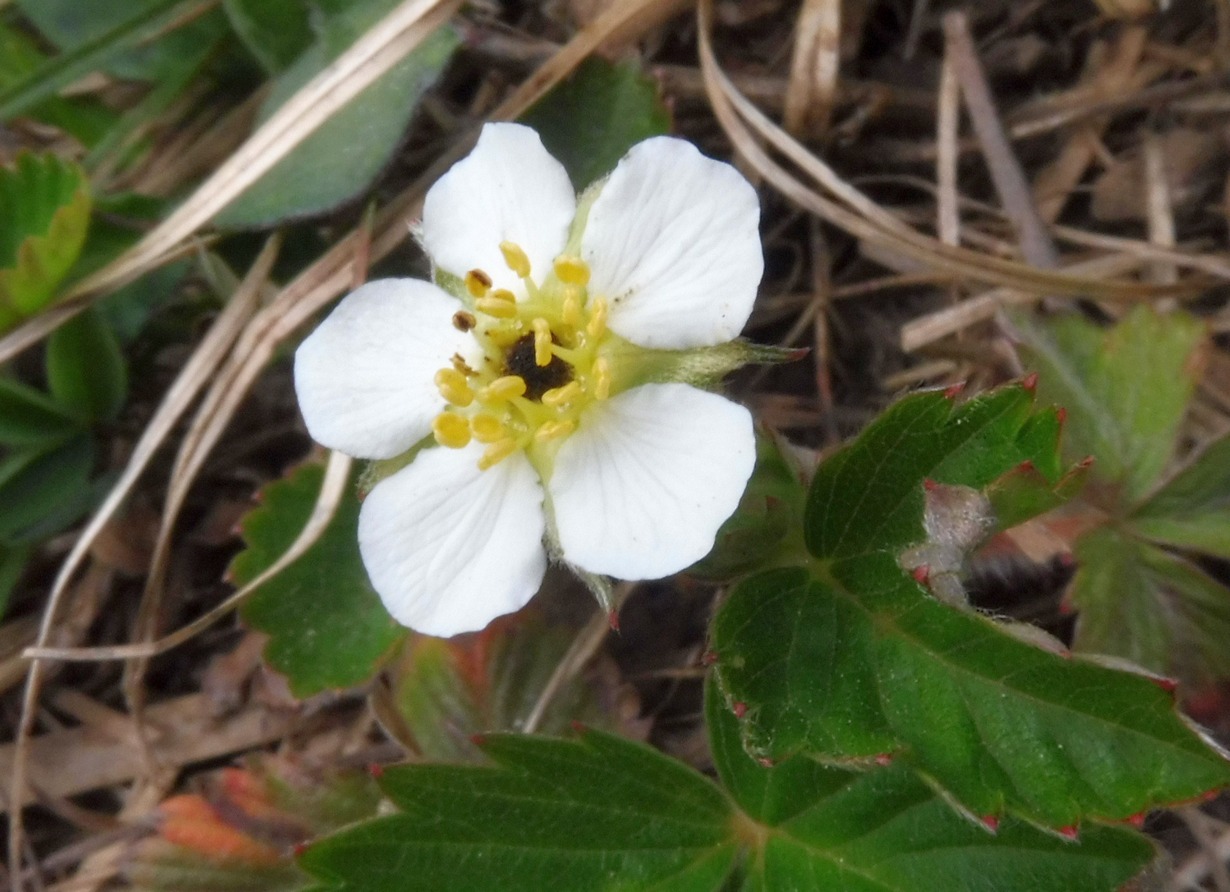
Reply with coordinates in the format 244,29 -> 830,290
582,137 -> 762,349
359,444 -> 547,637
421,123 -> 576,296
294,278 -> 466,459
550,383 -> 755,579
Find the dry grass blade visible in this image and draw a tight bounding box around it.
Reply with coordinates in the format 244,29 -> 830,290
0,0 -> 463,367
23,449 -> 353,664
697,0 -> 1197,304
783,0 -> 842,136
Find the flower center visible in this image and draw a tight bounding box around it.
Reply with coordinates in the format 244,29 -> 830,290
430,241 -> 612,471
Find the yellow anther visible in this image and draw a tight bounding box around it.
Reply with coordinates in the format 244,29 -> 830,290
499,241 -> 531,278
535,419 -> 576,442
464,269 -> 492,297
434,368 -> 474,407
470,414 -> 507,443
593,357 -> 611,400
532,318 -> 553,367
478,437 -> 519,470
542,381 -> 582,408
586,296 -> 608,340
562,289 -> 582,327
433,412 -> 471,449
553,255 -> 591,287
480,375 -> 527,403
476,295 -> 517,319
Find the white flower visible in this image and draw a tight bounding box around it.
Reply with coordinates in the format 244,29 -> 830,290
294,123 -> 761,637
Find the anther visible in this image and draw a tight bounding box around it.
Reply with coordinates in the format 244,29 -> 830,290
535,419 -> 575,442
476,289 -> 517,319
432,412 -> 471,449
553,255 -> 590,286
479,375 -> 527,402
532,318 -> 553,367
478,437 -> 518,470
470,414 -> 507,443
542,381 -> 582,408
586,296 -> 608,340
452,310 -> 476,332
464,269 -> 492,297
592,357 -> 611,400
434,368 -> 474,407
499,241 -> 531,278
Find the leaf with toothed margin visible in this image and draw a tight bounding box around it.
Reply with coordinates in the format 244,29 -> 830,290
230,462 -> 405,697
712,381 -> 1230,829
297,728 -> 741,891
704,682 -> 1158,892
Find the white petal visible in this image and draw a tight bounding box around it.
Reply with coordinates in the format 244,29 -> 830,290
582,137 -> 763,349
359,444 -> 547,637
421,123 -> 576,295
294,279 -> 467,459
550,383 -> 755,579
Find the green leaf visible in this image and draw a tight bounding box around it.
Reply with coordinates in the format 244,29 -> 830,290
0,435 -> 97,544
521,57 -> 672,190
299,729 -> 739,891
45,307 -> 128,423
390,611 -> 637,761
0,377 -> 86,447
16,0 -> 228,83
0,152 -> 92,328
222,0 -> 316,73
230,462 -> 405,697
712,383 -> 1230,827
214,14 -> 459,228
804,383 -> 1064,561
0,544 -> 32,619
1018,306 -> 1206,506
1070,527 -> 1230,684
706,683 -> 1156,892
1131,431 -> 1230,558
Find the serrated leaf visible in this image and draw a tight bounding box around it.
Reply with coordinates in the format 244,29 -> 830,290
299,730 -> 739,891
1071,527 -> 1230,684
1019,306 -> 1206,506
520,57 -> 672,190
805,383 -> 1064,561
214,13 -> 458,228
391,610 -> 639,761
0,153 -> 91,327
230,462 -> 405,697
705,683 -> 1156,892
46,306 -> 127,422
0,377 -> 85,447
1131,431 -> 1230,558
713,383 -> 1230,827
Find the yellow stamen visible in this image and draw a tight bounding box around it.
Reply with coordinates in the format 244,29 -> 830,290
434,368 -> 474,407
478,437 -> 519,470
532,318 -> 552,367
499,241 -> 531,278
480,375 -> 527,402
562,288 -> 582,327
433,412 -> 471,448
553,255 -> 590,286
470,414 -> 507,443
476,288 -> 517,319
542,381 -> 582,408
593,357 -> 611,400
586,296 -> 608,340
535,419 -> 575,442
464,269 -> 492,297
